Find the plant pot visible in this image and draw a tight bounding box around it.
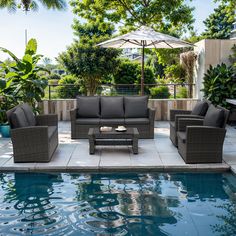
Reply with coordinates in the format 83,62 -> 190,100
1,125 -> 10,138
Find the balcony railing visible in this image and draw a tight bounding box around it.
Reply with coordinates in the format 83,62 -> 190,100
44,83 -> 195,100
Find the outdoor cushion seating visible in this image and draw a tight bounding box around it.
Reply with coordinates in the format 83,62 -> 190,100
70,96 -> 155,139
7,103 -> 58,163
169,100 -> 209,146
176,104 -> 229,164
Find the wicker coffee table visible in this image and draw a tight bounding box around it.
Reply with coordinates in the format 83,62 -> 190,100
88,127 -> 139,154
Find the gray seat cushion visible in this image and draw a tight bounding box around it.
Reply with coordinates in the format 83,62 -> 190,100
177,131 -> 186,143
100,96 -> 124,118
125,118 -> 149,125
203,105 -> 224,128
77,96 -> 100,118
48,126 -> 57,139
170,121 -> 175,128
124,96 -> 148,118
11,107 -> 29,128
21,103 -> 36,126
191,101 -> 209,116
76,118 -> 100,125
100,118 -> 125,125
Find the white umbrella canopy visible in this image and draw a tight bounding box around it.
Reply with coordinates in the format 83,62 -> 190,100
97,26 -> 194,95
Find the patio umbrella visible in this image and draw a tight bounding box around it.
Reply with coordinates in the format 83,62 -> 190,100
97,26 -> 193,95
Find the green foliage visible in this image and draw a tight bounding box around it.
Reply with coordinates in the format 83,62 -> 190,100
202,63 -> 236,108
149,86 -> 170,99
176,87 -> 188,98
57,75 -> 80,98
0,38 -> 48,110
0,0 -> 67,12
58,21 -> 120,95
70,0 -> 194,36
164,64 -> 186,83
47,73 -> 61,81
202,3 -> 235,39
229,44 -> 236,68
113,59 -> 155,85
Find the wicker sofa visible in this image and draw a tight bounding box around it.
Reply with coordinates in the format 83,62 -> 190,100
7,103 -> 58,163
169,100 -> 209,146
70,96 -> 155,139
176,104 -> 229,164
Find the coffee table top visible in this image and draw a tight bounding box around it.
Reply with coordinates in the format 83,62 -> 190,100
88,127 -> 139,139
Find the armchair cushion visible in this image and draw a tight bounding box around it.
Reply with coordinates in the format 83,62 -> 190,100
177,131 -> 186,143
11,107 -> 29,128
77,96 -> 100,118
203,105 -> 224,128
21,103 -> 36,126
124,96 -> 148,118
191,101 -> 209,116
48,126 -> 57,139
101,96 -> 124,118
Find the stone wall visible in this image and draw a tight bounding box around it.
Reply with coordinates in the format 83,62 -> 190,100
39,99 -> 199,121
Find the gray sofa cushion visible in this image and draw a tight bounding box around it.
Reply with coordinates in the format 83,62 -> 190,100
191,101 -> 209,116
77,96 -> 100,118
203,105 -> 224,128
76,118 -> 100,125
177,131 -> 186,143
125,118 -> 149,125
124,96 -> 148,118
48,126 -> 57,139
100,96 -> 124,118
11,107 -> 29,128
21,103 -> 36,126
100,118 -> 125,125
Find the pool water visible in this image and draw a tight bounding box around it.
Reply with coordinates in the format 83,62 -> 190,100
0,173 -> 236,236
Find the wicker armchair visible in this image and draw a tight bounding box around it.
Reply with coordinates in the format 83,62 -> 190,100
169,100 -> 209,146
7,104 -> 58,163
176,105 -> 229,164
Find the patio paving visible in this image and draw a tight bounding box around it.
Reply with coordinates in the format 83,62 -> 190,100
0,121 -> 235,172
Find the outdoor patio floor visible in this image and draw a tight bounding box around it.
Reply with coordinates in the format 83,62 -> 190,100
0,121 -> 236,173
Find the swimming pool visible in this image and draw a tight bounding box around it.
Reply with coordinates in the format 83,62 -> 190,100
0,172 -> 236,236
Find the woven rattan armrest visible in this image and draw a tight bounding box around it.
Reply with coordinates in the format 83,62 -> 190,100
170,109 -> 191,121
174,114 -> 203,130
36,114 -> 58,126
148,108 -> 155,122
186,126 -> 226,144
178,118 -> 204,132
70,108 -> 78,121
11,126 -> 49,145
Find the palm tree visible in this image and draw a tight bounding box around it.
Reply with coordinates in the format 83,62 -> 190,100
0,0 -> 67,12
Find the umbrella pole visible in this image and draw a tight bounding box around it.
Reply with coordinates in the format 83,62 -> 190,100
141,43 -> 145,96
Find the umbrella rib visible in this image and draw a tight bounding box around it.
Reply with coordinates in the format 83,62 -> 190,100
164,41 -> 174,49
122,39 -> 141,46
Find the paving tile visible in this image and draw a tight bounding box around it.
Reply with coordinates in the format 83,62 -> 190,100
2,158 -> 36,171
159,152 -> 185,165
154,138 -> 178,153
0,158 -> 11,166
223,144 -> 236,153
223,152 -> 236,165
196,163 -> 229,171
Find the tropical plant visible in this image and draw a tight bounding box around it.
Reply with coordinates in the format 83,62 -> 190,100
0,0 -> 67,12
57,75 -> 81,98
0,38 -> 48,110
201,63 -> 236,108
180,51 -> 197,98
149,86 -> 170,99
202,3 -> 235,39
164,64 -> 186,83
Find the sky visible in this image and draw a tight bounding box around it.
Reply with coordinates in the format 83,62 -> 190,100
0,0 -> 219,63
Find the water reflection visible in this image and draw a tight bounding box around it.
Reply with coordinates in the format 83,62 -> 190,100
0,172 -> 236,235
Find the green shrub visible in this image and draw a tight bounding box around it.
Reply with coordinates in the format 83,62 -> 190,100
48,79 -> 59,85
48,73 -> 61,80
164,64 -> 186,83
57,75 -> 80,98
201,63 -> 236,108
150,86 -> 170,99
176,87 -> 188,98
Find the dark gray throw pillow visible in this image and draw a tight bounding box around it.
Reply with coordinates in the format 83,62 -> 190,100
191,101 -> 209,116
203,105 -> 224,128
11,107 -> 29,128
100,96 -> 124,118
21,103 -> 36,126
124,96 -> 148,118
77,96 -> 100,118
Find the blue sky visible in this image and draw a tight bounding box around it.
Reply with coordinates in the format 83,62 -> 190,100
0,0 -> 218,63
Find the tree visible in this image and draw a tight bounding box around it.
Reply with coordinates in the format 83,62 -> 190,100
0,0 -> 67,12
70,0 -> 194,36
58,22 -> 120,95
202,3 -> 235,39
